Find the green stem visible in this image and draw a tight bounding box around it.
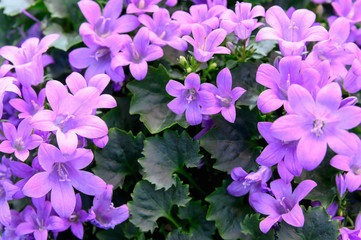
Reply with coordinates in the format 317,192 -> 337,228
165,213 -> 181,229
176,168 -> 206,195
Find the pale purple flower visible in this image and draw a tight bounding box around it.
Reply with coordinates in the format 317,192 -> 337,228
2,210 -> 25,240
22,144 -> 106,217
166,73 -> 215,125
340,214 -> 361,240
78,0 -> 139,44
69,34 -> 127,83
88,185 -> 129,229
138,8 -> 188,51
183,24 -> 230,62
332,0 -> 361,23
9,87 -> 45,119
200,68 -> 246,123
111,28 -> 163,80
15,197 -> 67,240
271,83 -> 361,171
256,6 -> 329,56
31,80 -> 108,154
0,34 -> 59,87
0,180 -> 18,226
207,0 -> 227,8
227,166 -> 271,197
0,76 -> 21,119
172,4 -> 226,35
0,119 -> 42,161
0,156 -> 12,181
126,0 -> 161,14
343,58 -> 361,93
249,179 -> 317,233
220,2 -> 265,40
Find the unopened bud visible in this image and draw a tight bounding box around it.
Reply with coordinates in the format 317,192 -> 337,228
179,56 -> 187,66
186,67 -> 192,73
209,62 -> 217,70
226,42 -> 236,54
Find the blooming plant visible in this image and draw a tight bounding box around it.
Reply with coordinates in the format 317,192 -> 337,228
1,0 -> 361,239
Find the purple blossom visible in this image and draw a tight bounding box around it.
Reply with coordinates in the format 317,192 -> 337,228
336,173 -> 347,198
201,67 -> 246,123
256,6 -> 328,56
126,0 -> 161,14
343,58 -> 361,93
332,0 -> 361,23
166,73 -> 215,125
78,0 -> 139,44
88,185 -> 129,229
0,156 -> 12,181
111,28 -> 163,80
9,87 -> 46,119
0,76 -> 21,119
0,119 -> 42,161
22,143 -> 106,217
271,83 -> 361,171
249,179 -> 317,233
0,180 -> 18,226
340,214 -> 361,240
227,166 -> 271,197
138,8 -> 188,51
220,2 -> 265,40
207,0 -> 227,8
183,24 -> 230,62
31,80 -> 109,154
0,34 -> 59,87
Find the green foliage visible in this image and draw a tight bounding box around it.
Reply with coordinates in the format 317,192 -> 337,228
278,207 -> 339,240
93,128 -> 144,188
43,23 -> 82,51
139,130 -> 202,190
240,214 -> 275,240
0,0 -> 35,16
200,108 -> 259,173
129,179 -> 190,232
127,65 -> 189,134
96,221 -> 145,240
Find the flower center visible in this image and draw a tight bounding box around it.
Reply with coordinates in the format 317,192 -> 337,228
0,186 -> 4,199
311,119 -> 325,137
35,218 -> 45,231
54,113 -> 75,133
13,137 -> 25,151
278,196 -> 291,213
138,0 -> 146,9
94,48 -> 111,62
159,31 -> 166,39
54,162 -> 70,182
30,99 -> 41,115
130,43 -> 142,62
69,213 -> 80,223
185,88 -> 197,103
288,21 -> 299,42
94,17 -> 112,38
215,94 -> 232,108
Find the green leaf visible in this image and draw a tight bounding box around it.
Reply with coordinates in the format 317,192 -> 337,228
231,62 -> 262,109
278,207 -> 339,240
44,0 -> 68,18
206,180 -> 258,239
139,130 -> 202,190
93,128 -> 144,188
178,201 -> 216,240
0,0 -> 35,16
96,221 -> 145,240
294,152 -> 338,206
249,40 -> 277,59
200,108 -> 259,173
129,178 -> 190,232
240,214 -> 274,240
127,65 -> 188,134
166,229 -> 190,240
42,23 -> 82,51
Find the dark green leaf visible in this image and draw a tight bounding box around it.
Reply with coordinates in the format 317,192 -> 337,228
206,180 -> 257,239
96,221 -> 145,240
0,0 -> 35,16
139,130 -> 202,190
200,108 -> 259,173
231,62 -> 262,109
42,23 -> 82,51
127,65 -> 188,134
249,40 -> 277,59
278,207 -> 339,240
240,214 -> 274,240
178,201 -> 216,240
93,128 -> 144,188
129,178 -> 190,232
166,229 -> 191,240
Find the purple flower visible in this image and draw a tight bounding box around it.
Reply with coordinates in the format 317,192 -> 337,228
271,83 -> 361,171
0,119 -> 42,161
227,166 -> 271,197
111,28 -> 163,80
166,73 -> 215,125
340,214 -> 361,240
343,58 -> 361,93
126,0 -> 161,14
69,35 -> 127,83
0,180 -> 18,226
256,6 -> 328,56
336,173 -> 347,198
0,76 -> 21,119
332,0 -> 361,23
201,67 -> 246,122
0,156 -> 12,181
9,87 -> 46,119
88,185 -> 129,229
207,0 -> 227,8
138,8 -> 188,51
183,24 -> 230,62
249,179 -> 317,233
31,80 -> 108,154
0,34 -> 59,87
220,2 -> 265,40
78,0 -> 139,44
22,143 -> 106,217
15,197 -> 67,240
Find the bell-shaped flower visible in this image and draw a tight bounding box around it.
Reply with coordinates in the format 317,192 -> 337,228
0,76 -> 21,119
0,119 -> 42,161
256,6 -> 328,56
139,8 -> 188,51
22,144 -> 106,218
111,28 -> 163,80
201,67 -> 246,122
249,179 -> 316,233
87,184 -> 129,229
9,87 -> 46,119
0,180 -> 18,226
332,0 -> 361,23
271,83 -> 361,171
183,24 -> 230,62
339,213 -> 361,240
126,0 -> 161,14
